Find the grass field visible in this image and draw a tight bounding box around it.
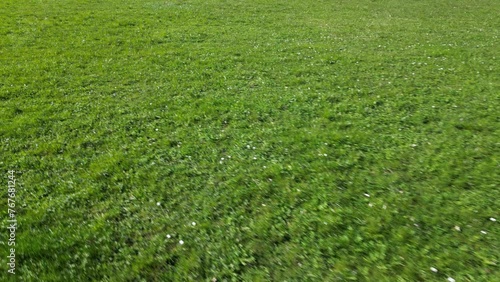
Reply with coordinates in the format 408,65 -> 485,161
1,0 -> 499,281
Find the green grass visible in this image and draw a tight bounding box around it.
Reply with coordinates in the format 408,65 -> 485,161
1,0 -> 499,281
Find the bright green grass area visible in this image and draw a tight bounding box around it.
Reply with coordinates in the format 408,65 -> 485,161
1,0 -> 499,281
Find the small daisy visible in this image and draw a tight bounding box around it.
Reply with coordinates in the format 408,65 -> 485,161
156,202 -> 161,206
166,234 -> 171,239
179,240 -> 184,245
490,217 -> 496,222
447,277 -> 455,282
364,193 -> 370,197
430,267 -> 438,273
191,222 -> 196,226
480,230 -> 487,235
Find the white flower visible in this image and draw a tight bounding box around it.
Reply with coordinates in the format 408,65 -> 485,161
156,202 -> 161,206
481,230 -> 487,235
490,217 -> 496,222
364,193 -> 370,197
447,277 -> 455,282
253,157 -> 257,160
430,267 -> 438,273
166,234 -> 171,239
454,226 -> 461,231
191,222 -> 196,226
179,240 -> 184,245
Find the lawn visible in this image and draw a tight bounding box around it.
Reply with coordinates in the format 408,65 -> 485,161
0,0 -> 498,281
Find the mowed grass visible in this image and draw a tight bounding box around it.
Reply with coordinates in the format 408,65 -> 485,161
0,0 -> 499,280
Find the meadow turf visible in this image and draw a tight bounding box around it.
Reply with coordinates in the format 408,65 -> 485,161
0,0 -> 499,281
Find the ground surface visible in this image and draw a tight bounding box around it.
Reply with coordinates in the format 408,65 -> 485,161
0,0 -> 499,281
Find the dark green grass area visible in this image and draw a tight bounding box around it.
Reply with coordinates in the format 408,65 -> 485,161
1,0 -> 499,281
